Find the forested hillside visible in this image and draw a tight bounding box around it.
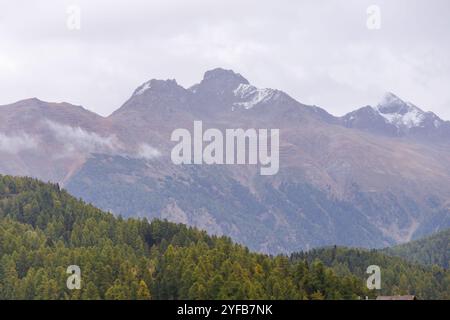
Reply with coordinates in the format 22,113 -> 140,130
0,175 -> 448,300
383,229 -> 450,269
0,175 -> 367,300
291,247 -> 450,299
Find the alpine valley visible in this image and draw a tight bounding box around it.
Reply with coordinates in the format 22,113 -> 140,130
1,68 -> 450,254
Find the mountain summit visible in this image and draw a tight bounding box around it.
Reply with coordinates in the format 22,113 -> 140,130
375,92 -> 442,130
377,92 -> 418,115
198,68 -> 249,90
187,68 -> 252,110
132,79 -> 183,97
341,92 -> 449,139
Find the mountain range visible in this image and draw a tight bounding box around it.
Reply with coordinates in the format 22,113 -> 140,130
1,68 -> 449,253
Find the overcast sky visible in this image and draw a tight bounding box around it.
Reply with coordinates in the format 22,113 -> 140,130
1,0 -> 449,118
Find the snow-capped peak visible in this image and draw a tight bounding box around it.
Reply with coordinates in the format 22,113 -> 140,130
379,92 -> 402,107
374,92 -> 426,129
233,83 -> 278,109
342,92 -> 447,136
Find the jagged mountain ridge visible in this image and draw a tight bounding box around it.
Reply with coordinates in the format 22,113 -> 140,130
1,68 -> 450,253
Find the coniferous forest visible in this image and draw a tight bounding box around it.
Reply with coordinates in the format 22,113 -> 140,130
0,175 -> 448,300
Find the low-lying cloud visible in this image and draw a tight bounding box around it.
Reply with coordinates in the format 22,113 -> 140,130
46,120 -> 121,155
137,143 -> 162,160
0,121 -> 163,162
0,133 -> 38,154
45,120 -> 161,160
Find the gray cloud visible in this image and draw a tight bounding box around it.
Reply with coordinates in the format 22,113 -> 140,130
137,144 -> 161,160
0,133 -> 38,154
0,0 -> 449,119
46,120 -> 161,159
46,120 -> 120,155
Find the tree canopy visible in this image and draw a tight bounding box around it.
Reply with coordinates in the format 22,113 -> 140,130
0,175 -> 447,300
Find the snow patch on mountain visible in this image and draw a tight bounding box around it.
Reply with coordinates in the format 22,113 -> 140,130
134,81 -> 152,95
376,105 -> 425,128
233,84 -> 278,109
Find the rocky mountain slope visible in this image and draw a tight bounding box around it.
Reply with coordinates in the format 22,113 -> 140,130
1,68 -> 450,253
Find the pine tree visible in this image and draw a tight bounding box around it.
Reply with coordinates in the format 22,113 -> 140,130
82,282 -> 101,300
136,280 -> 151,300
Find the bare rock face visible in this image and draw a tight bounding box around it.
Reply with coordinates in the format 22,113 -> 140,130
1,69 -> 450,253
